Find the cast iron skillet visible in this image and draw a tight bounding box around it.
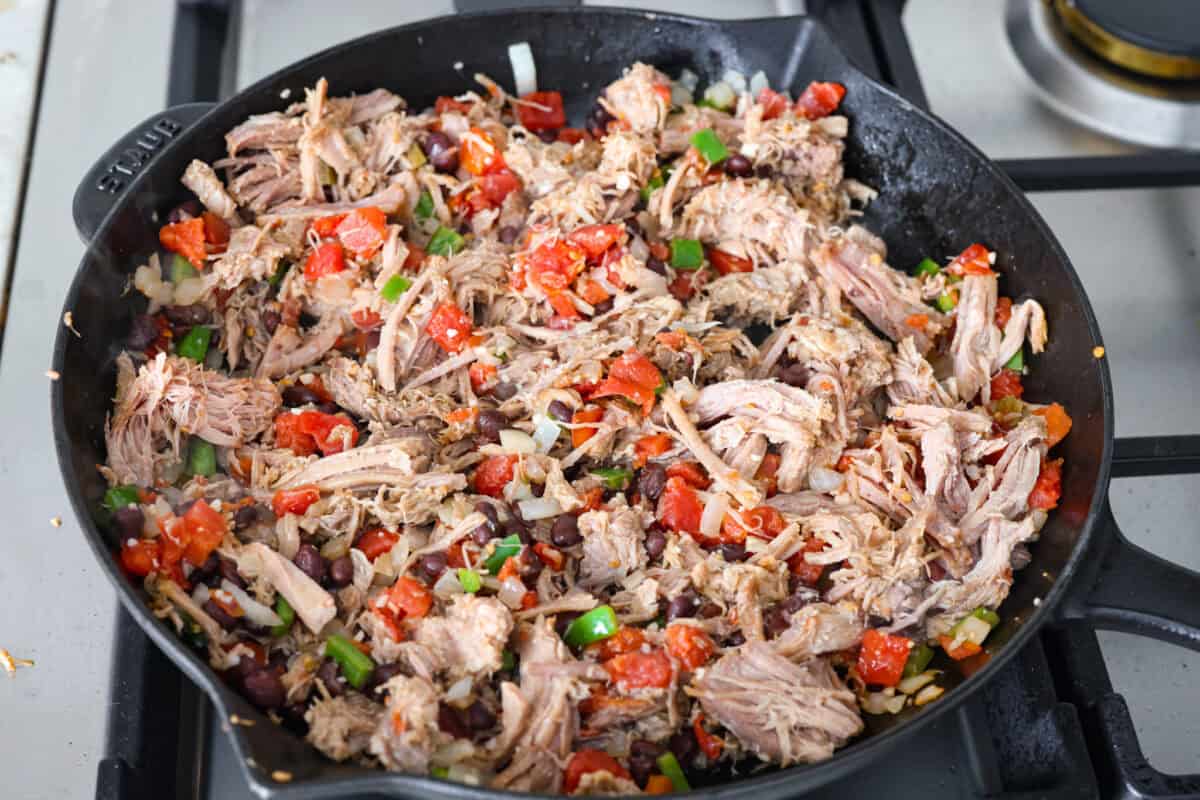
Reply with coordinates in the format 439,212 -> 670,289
54,7 -> 1200,798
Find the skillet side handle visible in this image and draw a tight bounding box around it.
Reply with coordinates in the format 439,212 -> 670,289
1059,500 -> 1200,651
72,102 -> 216,244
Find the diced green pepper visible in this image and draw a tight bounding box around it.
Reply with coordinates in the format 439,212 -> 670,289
457,568 -> 482,593
483,534 -> 522,575
414,190 -> 434,220
656,752 -> 691,792
902,643 -> 934,678
563,604 -> 618,648
271,595 -> 295,637
380,274 -> 413,303
501,650 -> 516,672
431,766 -> 449,779
324,634 -> 376,690
967,606 -> 1001,627
590,467 -> 633,491
912,257 -> 940,278
670,238 -> 704,270
1004,348 -> 1024,371
102,485 -> 140,512
268,261 -> 291,287
176,326 -> 212,362
690,127 -> 728,165
428,226 -> 465,257
170,254 -> 198,284
185,438 -> 216,477
640,168 -> 667,202
935,292 -> 957,313
695,97 -> 727,111
654,377 -> 667,396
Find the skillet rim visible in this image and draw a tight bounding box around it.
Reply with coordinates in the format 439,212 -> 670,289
50,6 -> 1114,797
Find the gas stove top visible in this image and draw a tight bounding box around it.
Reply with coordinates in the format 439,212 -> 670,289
4,2 -> 1198,799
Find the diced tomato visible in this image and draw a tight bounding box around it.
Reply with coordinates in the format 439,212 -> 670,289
298,410 -> 359,455
563,750 -> 632,795
655,330 -> 697,352
426,302 -> 474,354
856,629 -> 913,687
446,540 -> 470,569
469,362 -> 499,394
557,127 -> 588,144
591,626 -> 647,661
526,239 -> 586,292
357,527 -> 401,562
521,590 -> 539,610
666,624 -> 716,671
756,452 -> 781,497
460,127 -> 504,176
634,433 -> 673,468
787,536 -> 827,586
567,224 -> 625,260
182,499 -> 226,565
578,279 -> 611,307
668,271 -> 696,301
571,406 -> 604,448
435,95 -> 474,115
159,218 -> 207,268
201,211 -> 230,249
335,207 -> 388,259
271,485 -> 320,517
604,649 -> 673,689
383,576 -> 434,619
939,633 -> 983,661
708,247 -> 754,276
478,169 -> 522,207
546,291 -> 582,320
158,516 -> 188,572
795,81 -> 846,120
579,486 -> 604,512
592,378 -> 656,416
304,241 -> 346,281
351,308 -> 382,331
310,213 -> 346,238
592,349 -> 663,414
120,538 -> 160,576
208,588 -> 244,619
666,461 -> 710,490
533,542 -> 565,571
694,715 -> 724,760
905,313 -> 930,330
721,505 -> 786,545
657,476 -> 703,536
496,556 -> 520,583
645,775 -> 674,794
995,296 -> 1013,329
947,243 -> 993,277
1033,403 -> 1073,448
275,412 -> 317,456
474,455 -> 517,497
757,87 -> 791,120
1028,457 -> 1063,511
990,369 -> 1024,401
404,244 -> 427,272
517,90 -> 567,131
652,83 -> 673,106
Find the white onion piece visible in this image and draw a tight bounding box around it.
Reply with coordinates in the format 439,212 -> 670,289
432,739 -> 480,767
350,548 -> 374,593
508,42 -> 537,96
505,477 -> 533,503
518,496 -> 562,521
914,684 -> 945,706
221,579 -> 283,628
672,377 -> 699,405
861,690 -> 906,715
670,85 -> 693,107
532,414 -> 561,454
498,578 -> 528,610
191,583 -> 211,608
444,676 -> 474,706
809,466 -> 844,494
749,70 -> 769,96
173,276 -> 208,306
700,493 -> 729,541
434,569 -> 465,599
677,68 -> 699,91
721,69 -> 747,93
500,428 -> 536,454
703,81 -> 736,110
447,763 -> 485,786
897,670 -> 937,695
275,514 -> 300,560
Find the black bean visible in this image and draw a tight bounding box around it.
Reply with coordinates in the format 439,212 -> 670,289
643,527 -> 667,560
699,602 -> 723,619
127,314 -> 159,349
637,463 -> 667,502
242,667 -> 285,709
466,700 -> 496,730
278,702 -> 309,736
780,590 -> 815,614
765,606 -> 792,638
164,304 -> 209,326
719,542 -> 748,562
423,130 -> 452,155
628,739 -> 664,788
261,309 -> 280,333
724,630 -> 746,647
282,384 -> 323,407
298,311 -> 320,329
437,704 -> 471,739
519,549 -> 543,586
550,514 -> 582,548
498,225 -> 522,245
112,505 -> 145,540
419,551 -> 448,581
536,128 -> 558,143
166,200 -> 202,223
588,101 -> 615,132
233,504 -> 259,531
547,399 -> 574,423
431,145 -> 459,174
477,409 -> 507,443
723,153 -> 753,178
666,591 -> 699,621
592,298 -> 614,315
362,661 -> 405,699
192,552 -> 220,583
219,556 -> 248,590
554,610 -> 582,638
645,257 -> 668,276
328,556 -> 354,588
755,164 -> 775,179
475,501 -> 500,528
267,650 -> 289,676
203,598 -> 239,630
531,482 -> 545,498
317,658 -> 345,697
472,523 -> 500,546
778,362 -> 810,387
669,730 -> 698,766
492,381 -> 518,401
293,544 -> 327,584
316,402 -> 340,415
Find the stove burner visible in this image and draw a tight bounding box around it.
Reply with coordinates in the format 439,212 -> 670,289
1006,0 -> 1200,149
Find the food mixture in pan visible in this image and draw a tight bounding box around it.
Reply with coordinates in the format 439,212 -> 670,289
101,61 -> 1072,792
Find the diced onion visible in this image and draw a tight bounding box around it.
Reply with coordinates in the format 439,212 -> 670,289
532,414 -> 561,454
749,70 -> 769,96
702,81 -> 736,111
350,548 -> 374,593
897,670 -> 938,695
432,739 -> 480,768
447,763 -> 485,786
499,428 -> 536,454
809,466 -> 844,494
133,263 -> 174,309
173,276 -> 208,306
434,569 -> 465,599
506,478 -> 533,502
700,493 -> 729,540
444,676 -> 473,706
498,577 -> 528,610
676,68 -> 699,91
721,69 -> 747,94
191,583 -> 211,607
861,690 -> 906,715
518,496 -> 562,521
508,42 -> 537,96
672,377 -> 699,405
954,615 -> 992,648
914,684 -> 945,706
221,579 -> 283,628
670,84 -> 693,107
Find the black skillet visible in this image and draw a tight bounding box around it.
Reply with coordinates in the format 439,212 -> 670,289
53,7 -> 1200,798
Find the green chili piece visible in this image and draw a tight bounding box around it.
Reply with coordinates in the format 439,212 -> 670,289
670,238 -> 704,270
324,634 -> 376,689
268,261 -> 291,287
428,226 -> 465,257
102,485 -> 140,512
912,257 -> 940,278
170,254 -> 198,284
380,274 -> 413,303
902,643 -> 935,678
483,534 -> 522,575
457,568 -> 482,593
176,326 -> 212,362
656,752 -> 691,791
271,596 -> 295,637
969,606 -> 1001,627
935,292 -> 957,313
590,467 -> 633,491
185,438 -> 216,477
501,650 -> 517,672
563,604 -> 618,648
415,190 -> 435,220
1004,348 -> 1024,371
689,127 -> 728,165
431,766 -> 450,779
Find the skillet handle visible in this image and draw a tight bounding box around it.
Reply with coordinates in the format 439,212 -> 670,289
72,102 -> 216,244
1058,500 -> 1200,651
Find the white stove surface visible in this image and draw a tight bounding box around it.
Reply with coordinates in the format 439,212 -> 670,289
2,2 -> 1196,798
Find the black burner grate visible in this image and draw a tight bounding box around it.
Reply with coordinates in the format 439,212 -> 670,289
96,2 -> 1200,799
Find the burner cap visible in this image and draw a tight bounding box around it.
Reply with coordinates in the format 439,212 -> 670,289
1056,0 -> 1200,79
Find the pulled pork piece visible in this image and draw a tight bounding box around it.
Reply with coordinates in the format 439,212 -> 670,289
324,356 -> 456,425
241,542 -> 336,633
574,770 -> 643,796
691,642 -> 862,765
920,422 -> 972,519
739,104 -> 848,220
949,274 -> 1000,403
411,594 -> 514,680
210,224 -> 293,290
811,226 -> 945,352
257,318 -> 346,380
957,416 -> 1046,543
773,602 -> 864,660
272,440 -> 424,490
226,111 -> 303,155
529,130 -> 656,229
306,693 -> 382,761
887,336 -> 954,407
993,298 -> 1048,372
369,674 -> 443,773
598,62 -> 671,134
694,559 -> 789,641
577,502 -> 646,590
182,159 -> 239,222
105,352 -> 280,486
676,178 -> 809,265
